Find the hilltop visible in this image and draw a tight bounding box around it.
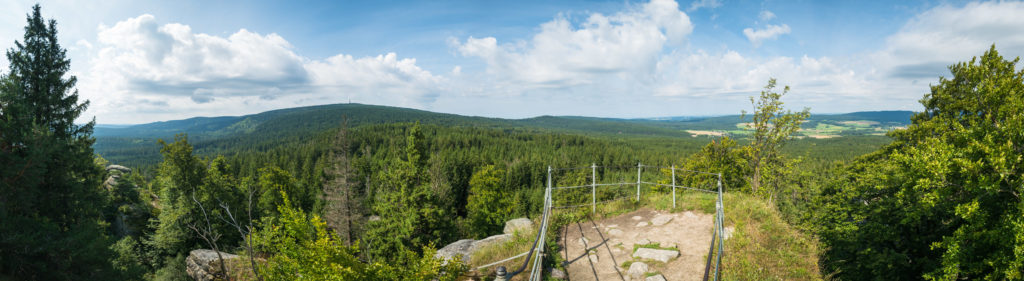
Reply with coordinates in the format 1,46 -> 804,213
92,103 -> 911,168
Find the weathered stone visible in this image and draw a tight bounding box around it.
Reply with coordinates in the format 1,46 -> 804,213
682,211 -> 697,218
503,218 -> 533,235
645,274 -> 668,281
550,268 -> 567,279
186,249 -> 239,281
631,216 -> 643,221
608,228 -> 624,236
471,234 -> 512,253
636,221 -> 649,227
723,226 -> 735,240
368,215 -> 381,221
633,248 -> 679,263
636,238 -> 651,245
106,164 -> 131,173
435,239 -> 475,263
651,214 -> 673,226
435,234 -> 512,265
588,254 -> 600,263
627,262 -> 649,278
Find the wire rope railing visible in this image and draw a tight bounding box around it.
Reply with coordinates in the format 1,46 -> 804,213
487,163 -> 724,281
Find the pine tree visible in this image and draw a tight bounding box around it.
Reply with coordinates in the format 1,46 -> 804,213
0,4 -> 117,279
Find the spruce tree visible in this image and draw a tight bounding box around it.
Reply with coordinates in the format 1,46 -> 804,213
0,4 -> 116,279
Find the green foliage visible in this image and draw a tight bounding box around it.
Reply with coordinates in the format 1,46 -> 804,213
254,191 -> 465,281
258,165 -> 313,218
817,45 -> 1024,280
677,137 -> 749,192
743,78 -> 811,200
150,135 -> 208,256
0,5 -> 122,279
364,123 -> 457,262
466,165 -> 515,238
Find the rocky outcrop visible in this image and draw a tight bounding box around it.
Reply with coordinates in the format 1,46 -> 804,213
435,233 -> 513,264
186,249 -> 239,281
104,164 -> 132,190
435,239 -> 476,263
503,217 -> 533,234
106,164 -> 131,173
436,218 -> 528,264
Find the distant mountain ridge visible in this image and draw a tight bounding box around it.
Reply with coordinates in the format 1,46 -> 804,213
92,103 -> 913,168
95,103 -> 913,139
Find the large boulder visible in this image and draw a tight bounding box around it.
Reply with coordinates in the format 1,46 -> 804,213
186,249 -> 239,281
435,239 -> 476,263
106,164 -> 131,174
633,248 -> 679,263
503,218 -> 533,234
436,233 -> 514,265
470,234 -> 512,253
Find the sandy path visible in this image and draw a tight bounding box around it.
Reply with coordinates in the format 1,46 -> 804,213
558,208 -> 713,281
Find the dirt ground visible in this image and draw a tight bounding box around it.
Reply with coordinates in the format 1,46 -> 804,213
558,208 -> 713,281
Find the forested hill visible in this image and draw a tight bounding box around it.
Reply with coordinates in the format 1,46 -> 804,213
95,102 -> 913,139
92,103 -> 911,168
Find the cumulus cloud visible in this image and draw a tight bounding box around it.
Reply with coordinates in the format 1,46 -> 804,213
80,14 -> 442,123
452,0 -> 692,90
759,10 -> 775,21
687,0 -> 722,12
447,0 -> 900,116
875,1 -> 1024,79
306,53 -> 443,105
743,24 -> 790,47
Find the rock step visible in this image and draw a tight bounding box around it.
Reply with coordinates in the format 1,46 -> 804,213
632,248 -> 679,263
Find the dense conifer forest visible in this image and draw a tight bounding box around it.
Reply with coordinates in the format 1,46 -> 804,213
2,4 -> 1022,281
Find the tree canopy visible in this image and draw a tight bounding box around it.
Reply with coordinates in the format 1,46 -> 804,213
817,45 -> 1024,280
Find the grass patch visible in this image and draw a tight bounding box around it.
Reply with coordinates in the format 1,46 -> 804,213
632,242 -> 679,253
719,193 -> 822,281
468,223 -> 539,275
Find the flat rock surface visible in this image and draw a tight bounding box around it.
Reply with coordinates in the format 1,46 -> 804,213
651,214 -> 674,226
627,262 -> 649,278
646,274 -> 668,281
558,208 -> 713,281
633,248 -> 680,263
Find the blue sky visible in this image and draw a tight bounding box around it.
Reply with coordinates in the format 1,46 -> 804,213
2,0 -> 1023,124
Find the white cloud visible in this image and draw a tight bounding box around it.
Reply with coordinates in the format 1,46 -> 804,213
306,53 -> 443,105
80,14 -> 441,123
875,1 -> 1024,79
687,0 -> 722,12
653,51 -> 869,101
743,24 -> 790,47
453,0 -> 692,90
759,10 -> 775,21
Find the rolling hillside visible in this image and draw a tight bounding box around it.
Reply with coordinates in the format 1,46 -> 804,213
93,103 -> 912,168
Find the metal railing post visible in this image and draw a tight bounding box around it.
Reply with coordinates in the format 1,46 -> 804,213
715,172 -> 724,281
591,163 -> 597,213
671,165 -> 676,209
495,266 -> 508,281
636,162 -> 642,201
